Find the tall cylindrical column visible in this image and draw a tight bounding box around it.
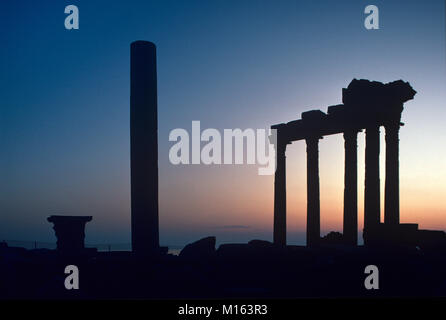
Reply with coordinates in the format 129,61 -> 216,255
364,126 -> 380,243
343,131 -> 358,245
384,123 -> 400,225
130,41 -> 160,255
273,140 -> 287,246
306,136 -> 320,247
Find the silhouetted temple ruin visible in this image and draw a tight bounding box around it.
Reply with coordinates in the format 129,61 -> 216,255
271,79 -> 419,247
130,41 -> 161,256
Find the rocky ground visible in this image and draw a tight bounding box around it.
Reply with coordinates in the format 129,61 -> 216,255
1,237 -> 446,299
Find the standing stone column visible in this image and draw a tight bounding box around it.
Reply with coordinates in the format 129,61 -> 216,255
130,41 -> 160,255
364,126 -> 381,242
306,136 -> 321,247
384,123 -> 400,225
343,131 -> 358,246
273,140 -> 287,246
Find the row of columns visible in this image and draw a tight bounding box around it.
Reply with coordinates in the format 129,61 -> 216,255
273,123 -> 401,246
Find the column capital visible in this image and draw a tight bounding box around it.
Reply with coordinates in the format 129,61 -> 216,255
274,139 -> 289,159
365,125 -> 381,132
305,135 -> 322,141
305,136 -> 322,150
343,130 -> 359,141
384,121 -> 401,131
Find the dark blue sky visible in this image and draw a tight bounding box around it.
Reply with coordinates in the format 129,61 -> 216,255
1,0 -> 445,247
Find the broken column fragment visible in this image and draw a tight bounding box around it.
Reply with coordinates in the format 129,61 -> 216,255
47,215 -> 92,252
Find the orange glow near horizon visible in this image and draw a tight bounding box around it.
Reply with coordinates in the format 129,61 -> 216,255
159,122 -> 446,244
